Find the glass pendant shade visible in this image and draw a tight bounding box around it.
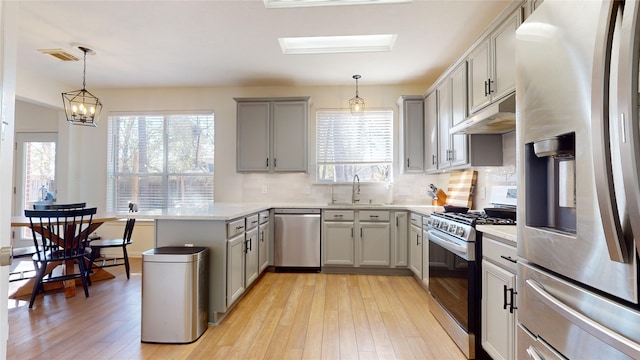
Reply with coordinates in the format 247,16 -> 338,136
62,89 -> 102,127
62,46 -> 102,127
349,74 -> 365,116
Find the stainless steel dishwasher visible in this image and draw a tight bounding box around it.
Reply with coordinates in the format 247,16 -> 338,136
274,209 -> 321,272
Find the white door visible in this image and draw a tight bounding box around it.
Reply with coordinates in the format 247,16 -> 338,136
12,133 -> 57,252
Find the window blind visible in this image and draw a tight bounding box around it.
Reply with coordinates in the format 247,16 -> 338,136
316,109 -> 393,183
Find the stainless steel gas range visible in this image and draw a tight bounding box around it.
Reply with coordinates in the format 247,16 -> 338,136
425,209 -> 515,359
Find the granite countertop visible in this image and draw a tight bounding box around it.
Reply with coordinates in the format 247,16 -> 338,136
476,224 -> 517,244
130,202 -> 441,221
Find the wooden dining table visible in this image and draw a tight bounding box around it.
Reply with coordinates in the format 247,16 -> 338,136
10,212 -> 118,299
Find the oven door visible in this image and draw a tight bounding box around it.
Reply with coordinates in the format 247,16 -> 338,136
427,228 -> 477,333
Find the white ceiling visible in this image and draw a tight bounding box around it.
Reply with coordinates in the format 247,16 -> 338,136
16,0 -> 511,89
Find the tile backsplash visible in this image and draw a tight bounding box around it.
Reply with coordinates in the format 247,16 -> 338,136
239,131 -> 517,209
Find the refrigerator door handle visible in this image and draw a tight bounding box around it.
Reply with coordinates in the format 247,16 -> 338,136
591,0 -> 629,263
526,279 -> 640,358
618,0 -> 640,259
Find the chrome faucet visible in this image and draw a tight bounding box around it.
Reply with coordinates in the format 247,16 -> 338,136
351,174 -> 360,204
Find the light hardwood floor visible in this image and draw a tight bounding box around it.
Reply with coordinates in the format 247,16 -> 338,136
7,258 -> 465,359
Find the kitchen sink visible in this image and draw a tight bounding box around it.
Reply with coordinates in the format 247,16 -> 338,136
326,202 -> 385,207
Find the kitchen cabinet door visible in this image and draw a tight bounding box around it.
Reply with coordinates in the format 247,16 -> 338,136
392,212 -> 408,267
237,102 -> 270,172
468,8 -> 521,115
482,260 -> 516,360
424,91 -> 438,172
227,232 -> 246,307
450,62 -> 469,168
409,224 -> 422,278
323,221 -> 355,266
491,9 -> 520,102
272,101 -> 308,172
400,96 -> 424,173
359,222 -> 391,266
236,98 -> 309,173
258,221 -> 270,273
245,227 -> 259,287
468,38 -> 492,114
436,80 -> 452,170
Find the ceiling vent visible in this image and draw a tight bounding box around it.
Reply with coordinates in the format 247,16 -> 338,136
38,48 -> 79,62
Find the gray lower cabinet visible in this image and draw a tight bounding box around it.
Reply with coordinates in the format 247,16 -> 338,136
227,231 -> 246,307
245,226 -> 259,287
323,210 -> 355,265
481,234 -> 517,360
392,211 -> 408,267
258,213 -> 270,273
408,214 -> 423,278
323,210 -> 397,268
358,211 -> 391,266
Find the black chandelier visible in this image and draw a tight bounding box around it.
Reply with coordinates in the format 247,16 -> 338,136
62,46 -> 102,127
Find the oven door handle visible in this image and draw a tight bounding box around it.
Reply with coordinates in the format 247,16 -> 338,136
526,279 -> 640,358
427,230 -> 468,255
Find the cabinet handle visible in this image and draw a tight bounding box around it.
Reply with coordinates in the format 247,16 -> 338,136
249,237 -> 253,252
396,217 -> 398,227
503,285 -> 517,313
252,220 -> 258,225
360,228 -> 363,238
503,285 -> 508,310
432,154 -> 437,165
488,78 -> 494,94
334,214 -> 343,218
370,215 -> 379,219
351,228 -> 354,238
260,231 -> 264,242
236,225 -> 244,230
274,158 -> 277,167
407,158 -> 410,168
500,255 -> 518,264
484,80 -> 489,96
416,233 -> 420,246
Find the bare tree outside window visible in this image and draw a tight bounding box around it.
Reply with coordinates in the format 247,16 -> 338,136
107,113 -> 214,212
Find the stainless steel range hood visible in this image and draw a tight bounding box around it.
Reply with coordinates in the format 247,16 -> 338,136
450,93 -> 516,134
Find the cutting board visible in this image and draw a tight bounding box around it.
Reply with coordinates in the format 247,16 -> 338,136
447,170 -> 477,208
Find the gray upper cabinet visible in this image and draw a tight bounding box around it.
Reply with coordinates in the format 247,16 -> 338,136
437,62 -> 469,170
467,8 -> 521,114
450,62 -> 469,168
236,101 -> 270,172
424,92 -> 438,172
236,97 -> 309,173
399,96 -> 424,173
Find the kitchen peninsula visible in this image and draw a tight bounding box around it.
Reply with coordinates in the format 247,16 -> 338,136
134,202 -> 439,324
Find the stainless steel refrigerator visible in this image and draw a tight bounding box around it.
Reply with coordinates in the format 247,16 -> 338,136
517,0 -> 640,358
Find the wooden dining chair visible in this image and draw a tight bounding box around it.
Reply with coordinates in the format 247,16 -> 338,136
86,217 -> 135,284
33,202 -> 86,210
25,207 -> 97,308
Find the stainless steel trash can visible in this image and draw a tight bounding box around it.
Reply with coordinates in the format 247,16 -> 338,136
141,246 -> 209,343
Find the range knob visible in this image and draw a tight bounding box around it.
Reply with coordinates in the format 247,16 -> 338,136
448,224 -> 457,234
456,226 -> 465,237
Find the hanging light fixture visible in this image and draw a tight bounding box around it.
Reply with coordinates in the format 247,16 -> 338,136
62,46 -> 102,127
349,74 -> 365,116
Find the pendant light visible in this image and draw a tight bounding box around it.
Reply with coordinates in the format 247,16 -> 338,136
62,46 -> 102,127
349,74 -> 365,116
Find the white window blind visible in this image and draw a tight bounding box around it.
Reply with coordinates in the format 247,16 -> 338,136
107,113 -> 214,212
316,109 -> 393,183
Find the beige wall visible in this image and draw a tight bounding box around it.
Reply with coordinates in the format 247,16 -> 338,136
14,82 -> 517,255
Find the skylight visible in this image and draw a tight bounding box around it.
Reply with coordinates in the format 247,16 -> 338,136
264,0 -> 412,8
279,34 -> 397,55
